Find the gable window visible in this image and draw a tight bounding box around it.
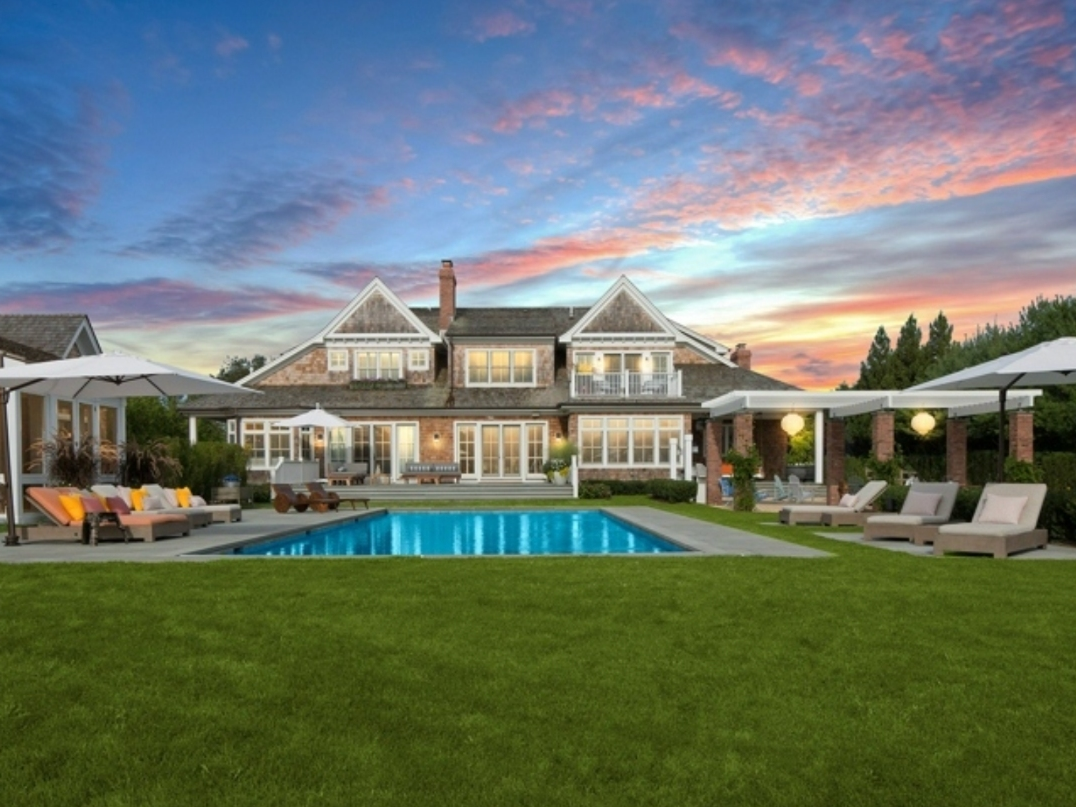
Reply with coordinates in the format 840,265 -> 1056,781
354,351 -> 402,380
466,349 -> 535,386
408,350 -> 429,371
328,350 -> 349,372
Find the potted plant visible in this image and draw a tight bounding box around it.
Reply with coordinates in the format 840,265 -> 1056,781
543,439 -> 577,484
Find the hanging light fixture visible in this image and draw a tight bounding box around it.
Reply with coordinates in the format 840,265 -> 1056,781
781,412 -> 805,436
911,411 -> 936,436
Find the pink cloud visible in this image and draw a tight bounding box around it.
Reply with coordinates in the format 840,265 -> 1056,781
472,10 -> 536,42
215,35 -> 249,58
493,89 -> 575,133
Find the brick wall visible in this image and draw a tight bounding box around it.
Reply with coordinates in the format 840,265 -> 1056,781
733,413 -> 754,454
1008,411 -> 1034,463
946,418 -> 967,485
871,411 -> 895,461
756,419 -> 786,478
824,419 -> 846,505
704,418 -> 723,505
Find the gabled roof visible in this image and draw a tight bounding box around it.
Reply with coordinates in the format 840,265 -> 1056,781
243,279 -> 441,386
0,335 -> 56,363
0,314 -> 101,359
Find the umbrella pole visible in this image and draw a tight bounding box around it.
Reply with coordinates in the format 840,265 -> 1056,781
997,388 -> 1006,483
1,388 -> 17,546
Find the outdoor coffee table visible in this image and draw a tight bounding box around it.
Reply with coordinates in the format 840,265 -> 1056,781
82,512 -> 130,546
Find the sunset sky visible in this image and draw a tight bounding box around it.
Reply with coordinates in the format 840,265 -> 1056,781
2,0 -> 1074,389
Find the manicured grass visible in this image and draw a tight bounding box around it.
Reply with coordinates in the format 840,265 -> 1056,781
3,500 -> 1076,806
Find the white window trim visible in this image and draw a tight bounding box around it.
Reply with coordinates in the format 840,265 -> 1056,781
352,350 -> 403,381
328,349 -> 349,372
579,416 -> 683,467
465,348 -> 538,387
408,350 -> 429,371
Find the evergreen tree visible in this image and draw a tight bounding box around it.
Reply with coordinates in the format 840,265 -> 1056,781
855,326 -> 893,390
216,354 -> 267,383
920,311 -> 953,381
890,314 -> 923,390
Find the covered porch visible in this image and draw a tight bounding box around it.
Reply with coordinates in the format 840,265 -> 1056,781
699,389 -> 1042,506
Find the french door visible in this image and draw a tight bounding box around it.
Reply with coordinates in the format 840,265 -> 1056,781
457,422 -> 546,480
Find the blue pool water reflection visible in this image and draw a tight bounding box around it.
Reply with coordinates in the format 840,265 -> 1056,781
235,510 -> 684,556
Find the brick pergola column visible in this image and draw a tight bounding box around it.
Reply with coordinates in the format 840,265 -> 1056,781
733,412 -> 754,454
946,418 -> 968,485
1008,411 -> 1034,464
824,418 -> 846,505
871,410 -> 895,461
756,419 -> 787,479
704,418 -> 723,505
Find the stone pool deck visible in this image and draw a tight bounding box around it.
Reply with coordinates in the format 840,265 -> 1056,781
0,506 -> 830,563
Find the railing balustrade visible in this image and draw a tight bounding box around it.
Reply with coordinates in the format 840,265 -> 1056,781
570,371 -> 681,398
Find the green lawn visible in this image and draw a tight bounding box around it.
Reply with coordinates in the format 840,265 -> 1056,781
3,499 -> 1076,806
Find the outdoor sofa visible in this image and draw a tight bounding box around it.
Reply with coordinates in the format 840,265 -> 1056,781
779,480 -> 888,526
933,483 -> 1048,559
91,483 -> 241,524
400,462 -> 462,484
23,486 -> 191,543
862,481 -> 960,544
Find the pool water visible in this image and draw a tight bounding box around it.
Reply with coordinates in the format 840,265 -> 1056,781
234,510 -> 685,557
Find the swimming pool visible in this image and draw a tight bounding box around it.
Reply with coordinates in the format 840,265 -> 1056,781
233,509 -> 685,557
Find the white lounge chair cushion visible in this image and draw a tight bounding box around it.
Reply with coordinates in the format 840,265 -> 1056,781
867,513 -> 946,527
938,522 -> 1031,537
839,493 -> 856,507
161,488 -> 180,508
978,494 -> 1027,525
903,491 -> 942,516
141,495 -> 167,511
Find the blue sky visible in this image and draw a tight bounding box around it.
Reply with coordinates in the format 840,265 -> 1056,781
2,0 -> 1074,388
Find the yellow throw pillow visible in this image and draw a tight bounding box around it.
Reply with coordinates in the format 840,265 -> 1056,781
130,488 -> 147,511
176,487 -> 192,507
58,493 -> 86,522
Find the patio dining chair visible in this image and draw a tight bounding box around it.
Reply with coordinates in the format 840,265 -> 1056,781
773,475 -> 789,501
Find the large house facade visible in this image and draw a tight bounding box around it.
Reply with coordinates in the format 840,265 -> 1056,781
0,315 -> 120,527
182,262 -> 794,485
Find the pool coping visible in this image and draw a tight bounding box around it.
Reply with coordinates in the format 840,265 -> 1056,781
0,506 -> 830,562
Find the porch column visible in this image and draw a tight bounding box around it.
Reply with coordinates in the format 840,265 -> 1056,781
946,418 -> 968,486
824,418 -> 846,505
732,412 -> 754,454
756,419 -> 786,479
1008,411 -> 1034,464
188,415 -> 198,445
704,418 -> 723,505
871,410 -> 895,461
813,410 -> 825,484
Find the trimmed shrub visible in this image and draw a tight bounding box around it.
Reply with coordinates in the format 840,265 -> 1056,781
649,479 -> 697,503
249,483 -> 272,504
179,442 -> 249,499
601,479 -> 653,496
578,481 -> 612,500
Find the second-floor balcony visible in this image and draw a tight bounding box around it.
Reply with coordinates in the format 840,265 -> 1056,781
571,371 -> 681,398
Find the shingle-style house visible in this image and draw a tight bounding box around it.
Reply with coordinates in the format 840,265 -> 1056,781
182,262 -> 794,485
1,315 -> 115,527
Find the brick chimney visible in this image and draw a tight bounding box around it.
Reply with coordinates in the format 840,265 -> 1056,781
438,259 -> 456,332
730,342 -> 752,370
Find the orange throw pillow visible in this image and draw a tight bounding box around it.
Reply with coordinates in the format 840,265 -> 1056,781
58,494 -> 86,522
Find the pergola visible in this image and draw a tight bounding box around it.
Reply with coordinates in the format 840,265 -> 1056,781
698,389 -> 1042,506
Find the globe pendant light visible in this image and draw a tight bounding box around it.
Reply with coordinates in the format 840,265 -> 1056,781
781,412 -> 805,436
911,411 -> 936,436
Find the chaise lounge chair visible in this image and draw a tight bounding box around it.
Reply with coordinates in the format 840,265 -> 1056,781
779,480 -> 888,526
862,482 -> 960,544
23,486 -> 191,543
271,483 -> 312,513
306,481 -> 369,510
933,483 -> 1048,559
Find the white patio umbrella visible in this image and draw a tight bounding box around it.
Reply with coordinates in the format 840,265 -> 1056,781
274,407 -> 350,479
909,337 -> 1076,481
0,351 -> 258,545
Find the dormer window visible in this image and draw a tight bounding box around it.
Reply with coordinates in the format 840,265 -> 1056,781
466,349 -> 535,386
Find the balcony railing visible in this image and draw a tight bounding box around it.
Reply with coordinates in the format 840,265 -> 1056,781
571,371 -> 681,398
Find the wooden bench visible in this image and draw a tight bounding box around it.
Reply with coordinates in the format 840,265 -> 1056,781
400,462 -> 462,484
326,462 -> 368,486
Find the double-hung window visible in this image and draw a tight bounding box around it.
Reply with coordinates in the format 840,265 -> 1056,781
466,349 -> 535,386
354,351 -> 402,380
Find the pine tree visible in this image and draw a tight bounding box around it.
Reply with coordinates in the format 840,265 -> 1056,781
920,311 -> 953,381
855,326 -> 892,390
890,315 -> 923,390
